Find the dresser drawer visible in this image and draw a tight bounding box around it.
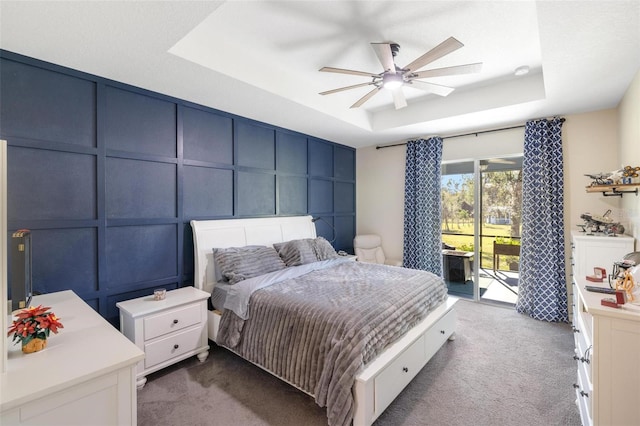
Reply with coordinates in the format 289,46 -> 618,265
424,308 -> 456,360
144,326 -> 203,369
144,303 -> 201,341
374,334 -> 425,414
575,367 -> 592,426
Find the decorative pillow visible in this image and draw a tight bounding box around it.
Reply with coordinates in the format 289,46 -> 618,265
313,237 -> 339,261
274,237 -> 338,266
213,246 -> 286,284
273,239 -> 317,266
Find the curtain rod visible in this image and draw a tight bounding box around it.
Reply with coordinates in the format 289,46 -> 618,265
375,118 -> 565,150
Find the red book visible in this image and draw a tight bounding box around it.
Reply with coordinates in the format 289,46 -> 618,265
586,275 -> 604,282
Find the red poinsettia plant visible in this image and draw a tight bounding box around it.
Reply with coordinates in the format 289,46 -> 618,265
7,305 -> 64,346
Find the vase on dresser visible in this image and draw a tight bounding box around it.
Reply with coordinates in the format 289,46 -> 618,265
21,338 -> 47,354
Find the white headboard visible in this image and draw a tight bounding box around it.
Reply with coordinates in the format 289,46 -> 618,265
190,215 -> 317,294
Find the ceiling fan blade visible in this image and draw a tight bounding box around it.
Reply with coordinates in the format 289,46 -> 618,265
319,66 -> 379,78
403,36 -> 464,72
392,88 -> 407,109
410,62 -> 482,79
371,43 -> 396,73
406,80 -> 455,97
351,87 -> 382,108
319,82 -> 375,96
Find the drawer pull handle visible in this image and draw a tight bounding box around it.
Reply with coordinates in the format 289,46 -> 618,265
173,344 -> 179,350
580,391 -> 589,398
440,330 -> 445,334
580,357 -> 590,364
572,327 -> 580,333
173,319 -> 179,324
573,355 -> 580,361
573,384 -> 579,389
402,367 -> 408,373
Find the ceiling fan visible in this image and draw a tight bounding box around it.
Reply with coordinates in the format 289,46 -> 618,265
319,37 -> 482,110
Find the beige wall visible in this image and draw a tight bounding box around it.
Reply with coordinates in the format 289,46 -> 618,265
356,127 -> 525,259
619,69 -> 640,242
356,109 -> 629,260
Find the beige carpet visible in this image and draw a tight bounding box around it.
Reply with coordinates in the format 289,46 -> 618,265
138,299 -> 581,426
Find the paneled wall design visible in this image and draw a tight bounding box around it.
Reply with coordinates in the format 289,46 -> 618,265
0,50 -> 355,325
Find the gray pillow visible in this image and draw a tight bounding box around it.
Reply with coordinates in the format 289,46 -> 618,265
213,246 -> 286,284
274,237 -> 338,266
313,237 -> 339,261
273,239 -> 318,266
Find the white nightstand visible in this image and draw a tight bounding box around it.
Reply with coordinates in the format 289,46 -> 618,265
117,286 -> 210,389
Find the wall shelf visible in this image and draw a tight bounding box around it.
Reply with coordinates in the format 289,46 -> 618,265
585,183 -> 640,197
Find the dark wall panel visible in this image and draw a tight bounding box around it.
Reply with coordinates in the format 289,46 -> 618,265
335,182 -> 355,213
1,50 -> 356,325
33,228 -> 98,295
309,139 -> 333,177
335,146 -> 355,180
105,86 -> 176,157
236,121 -> 275,170
308,179 -> 333,214
237,171 -> 276,216
277,132 -> 307,174
183,106 -> 233,165
279,176 -> 307,215
106,158 -> 176,219
8,147 -> 96,220
105,225 -> 177,288
334,216 -> 356,252
184,166 -> 233,217
0,59 -> 96,147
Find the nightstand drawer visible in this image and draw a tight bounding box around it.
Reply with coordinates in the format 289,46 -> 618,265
144,303 -> 201,341
144,326 -> 203,369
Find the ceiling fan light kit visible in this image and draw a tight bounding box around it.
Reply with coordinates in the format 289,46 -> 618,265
319,37 -> 482,110
382,73 -> 403,90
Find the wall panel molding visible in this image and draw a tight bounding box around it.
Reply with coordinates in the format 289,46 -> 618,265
0,49 -> 355,326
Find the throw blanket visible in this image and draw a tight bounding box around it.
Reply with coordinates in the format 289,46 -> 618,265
217,260 -> 447,426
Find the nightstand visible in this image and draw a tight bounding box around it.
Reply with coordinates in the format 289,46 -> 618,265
117,286 -> 210,389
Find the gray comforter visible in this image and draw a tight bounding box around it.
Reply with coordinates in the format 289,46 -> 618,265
216,259 -> 448,426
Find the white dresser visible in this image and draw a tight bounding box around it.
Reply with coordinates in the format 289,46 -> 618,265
571,232 -> 639,426
571,231 -> 634,281
117,286 -> 210,389
1,290 -> 144,425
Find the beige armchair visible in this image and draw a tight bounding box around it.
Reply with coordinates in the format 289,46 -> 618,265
353,234 -> 402,266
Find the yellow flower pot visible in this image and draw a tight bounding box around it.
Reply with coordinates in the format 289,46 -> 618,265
22,337 -> 47,354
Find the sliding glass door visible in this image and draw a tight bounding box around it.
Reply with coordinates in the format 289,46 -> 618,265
441,156 -> 523,305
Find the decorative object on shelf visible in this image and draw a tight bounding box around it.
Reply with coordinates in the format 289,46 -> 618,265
153,288 -> 166,301
615,269 -> 636,303
7,305 -> 64,354
622,165 -> 640,179
584,168 -> 640,197
586,267 -> 606,282
578,209 -> 625,235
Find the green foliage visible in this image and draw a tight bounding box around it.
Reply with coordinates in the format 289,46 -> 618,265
494,236 -> 521,245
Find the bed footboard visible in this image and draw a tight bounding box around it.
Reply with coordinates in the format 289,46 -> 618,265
352,296 -> 458,426
207,297 -> 458,426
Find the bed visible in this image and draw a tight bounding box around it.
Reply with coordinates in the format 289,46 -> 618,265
191,215 -> 458,426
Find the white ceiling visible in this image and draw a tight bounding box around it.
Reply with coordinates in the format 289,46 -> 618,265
1,1 -> 639,149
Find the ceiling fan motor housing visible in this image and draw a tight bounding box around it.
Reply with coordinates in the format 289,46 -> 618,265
390,43 -> 400,57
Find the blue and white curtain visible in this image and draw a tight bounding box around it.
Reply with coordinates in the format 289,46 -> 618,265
516,117 -> 567,322
403,137 -> 443,275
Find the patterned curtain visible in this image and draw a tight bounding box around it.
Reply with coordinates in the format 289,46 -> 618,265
403,137 -> 443,275
516,117 -> 567,322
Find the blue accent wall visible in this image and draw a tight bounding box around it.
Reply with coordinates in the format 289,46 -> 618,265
1,50 -> 356,326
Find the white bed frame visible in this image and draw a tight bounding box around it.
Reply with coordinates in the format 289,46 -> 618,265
191,215 -> 458,426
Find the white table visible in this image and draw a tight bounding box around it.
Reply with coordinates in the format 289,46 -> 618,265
117,286 -> 210,389
1,290 -> 144,425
